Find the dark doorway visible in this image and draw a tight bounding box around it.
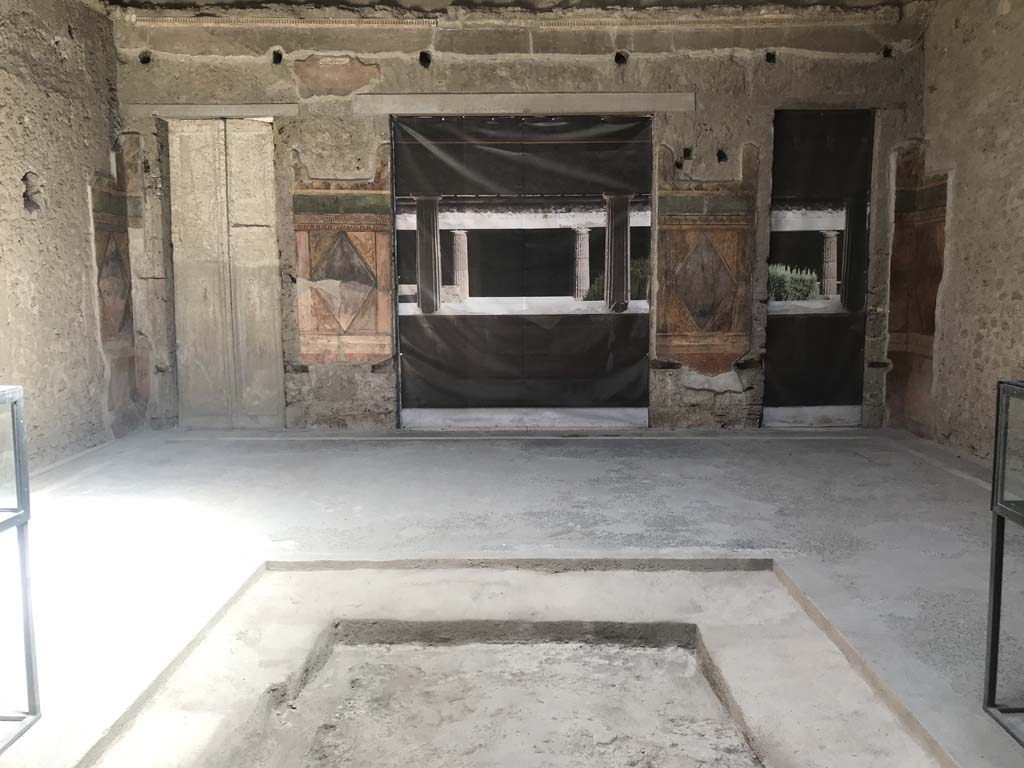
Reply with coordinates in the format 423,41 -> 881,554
392,115 -> 652,418
764,110 -> 874,421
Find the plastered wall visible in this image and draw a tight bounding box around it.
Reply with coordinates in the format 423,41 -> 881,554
112,5 -> 926,431
0,0 -> 124,464
924,0 -> 1024,455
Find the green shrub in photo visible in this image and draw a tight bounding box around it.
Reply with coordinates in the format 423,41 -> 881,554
630,258 -> 651,301
584,258 -> 651,302
768,263 -> 820,301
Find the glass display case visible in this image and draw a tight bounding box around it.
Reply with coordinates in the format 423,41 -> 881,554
985,380 -> 1024,747
0,386 -> 40,755
993,381 -> 1024,521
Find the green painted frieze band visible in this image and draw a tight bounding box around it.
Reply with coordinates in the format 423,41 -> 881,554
915,182 -> 948,212
895,189 -> 918,214
706,196 -> 755,215
126,197 -> 145,223
895,183 -> 947,215
293,193 -> 392,215
91,189 -> 129,218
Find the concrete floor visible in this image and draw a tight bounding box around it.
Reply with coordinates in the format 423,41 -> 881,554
1,428 -> 1022,767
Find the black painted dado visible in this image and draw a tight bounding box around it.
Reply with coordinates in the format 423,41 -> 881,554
764,312 -> 866,407
399,314 -> 649,408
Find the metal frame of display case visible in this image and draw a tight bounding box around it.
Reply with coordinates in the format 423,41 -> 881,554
985,380 -> 1024,748
0,386 -> 40,755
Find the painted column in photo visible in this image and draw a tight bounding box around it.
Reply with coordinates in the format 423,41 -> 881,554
604,194 -> 633,312
574,227 -> 591,300
821,230 -> 839,298
452,229 -> 469,301
415,196 -> 442,313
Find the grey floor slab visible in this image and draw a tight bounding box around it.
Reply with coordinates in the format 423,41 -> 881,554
2,427 -> 1022,767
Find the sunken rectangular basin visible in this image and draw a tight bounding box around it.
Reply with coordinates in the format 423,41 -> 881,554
212,620 -> 760,768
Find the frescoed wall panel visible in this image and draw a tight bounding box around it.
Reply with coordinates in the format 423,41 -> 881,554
294,198 -> 393,366
91,142 -> 148,436
655,196 -> 754,377
888,165 -> 947,436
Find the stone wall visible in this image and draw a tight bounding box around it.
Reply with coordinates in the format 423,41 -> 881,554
112,5 -> 926,429
924,0 -> 1024,455
0,0 -> 123,464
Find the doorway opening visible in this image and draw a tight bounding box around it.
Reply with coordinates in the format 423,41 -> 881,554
392,115 -> 653,430
763,110 -> 874,427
